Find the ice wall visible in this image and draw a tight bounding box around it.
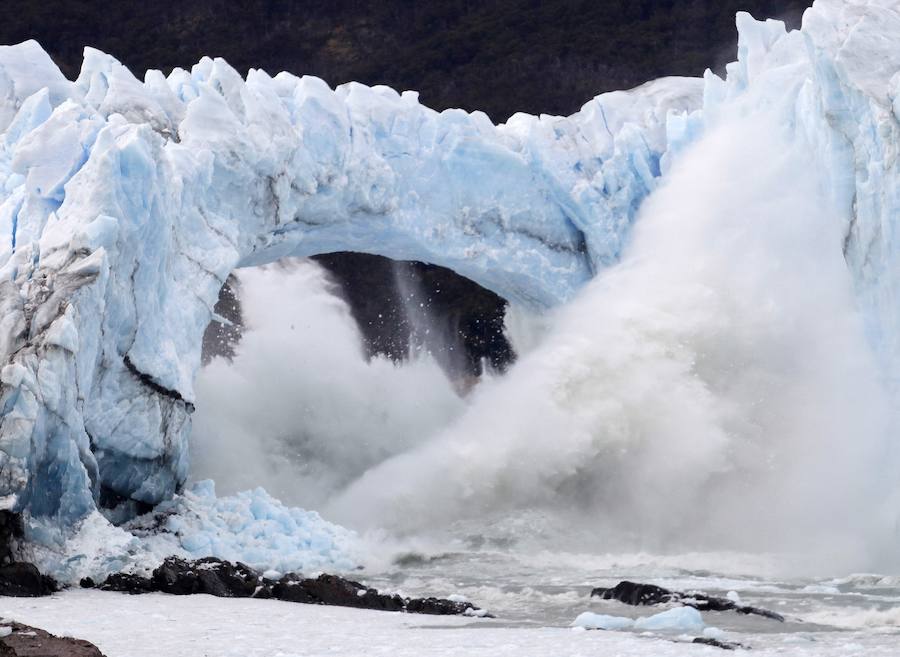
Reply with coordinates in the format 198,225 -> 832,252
0,0 -> 897,545
721,2 -> 900,395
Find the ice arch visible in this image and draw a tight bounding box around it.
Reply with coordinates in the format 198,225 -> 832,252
0,41 -> 700,529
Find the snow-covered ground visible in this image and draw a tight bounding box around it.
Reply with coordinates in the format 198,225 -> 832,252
2,586 -> 898,657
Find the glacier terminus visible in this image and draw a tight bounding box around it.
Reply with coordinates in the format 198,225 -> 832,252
0,0 -> 897,576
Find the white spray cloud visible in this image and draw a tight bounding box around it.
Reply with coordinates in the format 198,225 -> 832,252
189,104 -> 895,573
190,260 -> 465,509
325,109 -> 893,570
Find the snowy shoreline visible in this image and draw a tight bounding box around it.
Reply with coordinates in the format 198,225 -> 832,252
2,588 -> 898,657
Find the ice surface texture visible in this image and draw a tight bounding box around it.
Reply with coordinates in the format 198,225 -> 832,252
0,0 -> 897,549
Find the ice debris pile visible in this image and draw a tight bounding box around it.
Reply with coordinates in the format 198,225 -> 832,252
0,0 -> 897,566
131,481 -> 357,574
26,481 -> 357,584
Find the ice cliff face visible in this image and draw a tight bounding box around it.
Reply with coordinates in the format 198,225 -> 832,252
725,1 -> 900,396
0,0 -> 897,544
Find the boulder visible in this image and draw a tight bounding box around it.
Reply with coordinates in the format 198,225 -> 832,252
271,573 -> 405,611
151,557 -> 259,597
0,563 -> 57,597
98,573 -> 155,594
592,580 -> 784,623
0,513 -> 22,566
269,573 -> 317,604
404,596 -> 474,615
591,581 -> 673,606
692,637 -> 747,650
0,621 -> 105,656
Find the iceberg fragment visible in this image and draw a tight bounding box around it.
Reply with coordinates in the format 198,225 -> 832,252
633,606 -> 705,633
26,481 -> 356,583
572,611 -> 636,631
572,606 -> 705,633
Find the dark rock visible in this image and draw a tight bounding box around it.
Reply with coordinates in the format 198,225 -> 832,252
0,563 -> 57,597
251,579 -> 275,599
271,573 -> 317,604
79,577 -> 95,589
301,574 -> 405,611
151,557 -> 258,597
0,513 -> 22,566
591,581 -> 674,606
299,573 -> 365,605
270,572 -> 485,615
0,620 -> 105,656
681,593 -> 785,623
404,597 -> 474,615
692,637 -> 748,650
272,573 -> 405,611
99,573 -> 155,594
192,557 -> 258,598
592,580 -> 784,623
312,253 -> 514,380
99,557 -> 487,617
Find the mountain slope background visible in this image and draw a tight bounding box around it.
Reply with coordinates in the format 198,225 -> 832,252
0,0 -> 813,377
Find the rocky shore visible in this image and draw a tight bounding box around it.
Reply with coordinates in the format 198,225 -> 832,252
83,556 -> 489,617
0,621 -> 105,657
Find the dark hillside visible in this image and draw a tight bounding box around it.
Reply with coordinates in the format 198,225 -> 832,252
2,1 -> 811,121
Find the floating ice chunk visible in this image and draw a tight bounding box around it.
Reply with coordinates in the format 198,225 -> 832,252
633,607 -> 705,633
571,612 -> 636,631
462,608 -> 491,618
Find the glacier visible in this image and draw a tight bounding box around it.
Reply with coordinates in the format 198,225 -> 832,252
0,0 -> 897,567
